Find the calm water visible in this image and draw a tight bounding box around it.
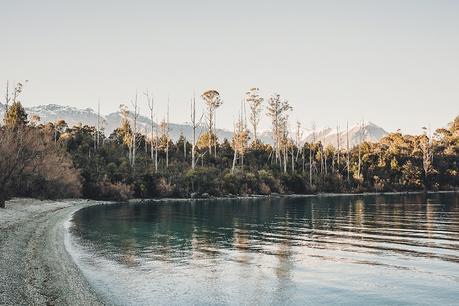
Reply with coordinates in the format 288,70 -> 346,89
68,193 -> 459,305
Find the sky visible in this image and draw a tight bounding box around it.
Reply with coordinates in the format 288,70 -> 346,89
1,0 -> 458,134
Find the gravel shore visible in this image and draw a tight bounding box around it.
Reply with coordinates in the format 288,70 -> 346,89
0,198 -> 106,305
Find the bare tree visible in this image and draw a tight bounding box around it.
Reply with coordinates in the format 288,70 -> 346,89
96,99 -> 101,149
309,122 -> 317,187
119,104 -> 133,164
166,101 -> 170,168
180,130 -> 187,159
336,125 -> 340,172
290,137 -> 295,173
143,126 -> 148,153
154,124 -> 159,172
99,116 -> 107,146
3,81 -> 27,127
231,121 -> 238,173
145,91 -> 155,164
319,132 -> 324,177
295,121 -> 303,161
3,81 -> 11,119
191,96 -> 197,169
190,95 -> 204,169
231,109 -> 249,173
266,94 -> 291,167
346,122 -> 350,182
357,120 -> 367,179
93,99 -> 101,151
421,126 -> 433,191
321,141 -> 326,176
357,122 -> 362,179
131,92 -> 139,167
159,117 -> 169,168
201,89 -> 223,158
278,115 -> 290,173
245,88 -> 264,144
183,134 -> 187,159
11,81 -> 26,104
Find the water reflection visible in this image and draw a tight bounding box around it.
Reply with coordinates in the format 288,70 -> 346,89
70,193 -> 459,305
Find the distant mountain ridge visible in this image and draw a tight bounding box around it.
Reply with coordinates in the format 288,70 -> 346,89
0,102 -> 233,142
0,103 -> 388,146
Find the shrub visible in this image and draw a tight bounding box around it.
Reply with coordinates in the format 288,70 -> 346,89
184,167 -> 220,196
95,180 -> 133,201
258,170 -> 282,193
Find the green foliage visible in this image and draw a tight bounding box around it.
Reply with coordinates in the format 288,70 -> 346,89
185,167 -> 220,195
1,94 -> 457,202
4,101 -> 28,127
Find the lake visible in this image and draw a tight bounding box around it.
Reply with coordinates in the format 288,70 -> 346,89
68,193 -> 459,305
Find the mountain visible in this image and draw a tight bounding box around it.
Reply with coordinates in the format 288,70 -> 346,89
303,122 -> 388,147
0,103 -> 387,146
103,111 -> 233,141
0,103 -> 233,141
258,122 -> 387,147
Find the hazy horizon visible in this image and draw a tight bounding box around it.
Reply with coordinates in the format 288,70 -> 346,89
2,0 -> 458,134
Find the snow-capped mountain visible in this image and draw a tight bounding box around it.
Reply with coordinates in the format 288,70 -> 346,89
303,122 -> 388,147
0,103 -> 387,146
27,104 -> 101,126
258,122 -> 387,147
0,103 -> 233,141
102,111 -> 233,141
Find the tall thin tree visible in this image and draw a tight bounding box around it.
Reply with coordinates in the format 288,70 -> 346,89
346,122 -> 350,182
201,89 -> 223,158
131,92 -> 139,167
245,87 -> 264,145
145,91 -> 155,164
336,125 -> 340,172
266,94 -> 291,167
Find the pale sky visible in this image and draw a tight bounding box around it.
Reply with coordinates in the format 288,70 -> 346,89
1,0 -> 458,134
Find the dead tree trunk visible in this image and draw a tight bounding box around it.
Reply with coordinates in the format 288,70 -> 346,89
191,96 -> 199,169
346,122 -> 350,182
145,91 -> 155,163
154,126 -> 158,172
336,125 -> 340,173
131,92 -> 139,167
309,145 -> 313,186
166,102 -> 170,168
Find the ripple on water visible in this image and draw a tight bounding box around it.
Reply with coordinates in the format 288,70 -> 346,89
69,193 -> 459,305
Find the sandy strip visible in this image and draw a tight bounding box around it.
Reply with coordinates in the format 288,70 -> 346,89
0,198 -> 107,305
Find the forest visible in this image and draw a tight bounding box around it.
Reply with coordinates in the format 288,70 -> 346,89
0,82 -> 458,207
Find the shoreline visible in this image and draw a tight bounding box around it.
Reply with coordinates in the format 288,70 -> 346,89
130,189 -> 459,203
0,199 -> 106,305
0,191 -> 457,304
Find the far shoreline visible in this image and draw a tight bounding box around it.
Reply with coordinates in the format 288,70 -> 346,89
128,189 -> 459,204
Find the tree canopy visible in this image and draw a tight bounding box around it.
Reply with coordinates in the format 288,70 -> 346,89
1,83 -> 457,205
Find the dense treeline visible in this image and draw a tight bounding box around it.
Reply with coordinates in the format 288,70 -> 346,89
0,83 -> 458,206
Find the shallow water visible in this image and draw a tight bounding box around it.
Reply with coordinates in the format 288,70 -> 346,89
69,193 -> 459,305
